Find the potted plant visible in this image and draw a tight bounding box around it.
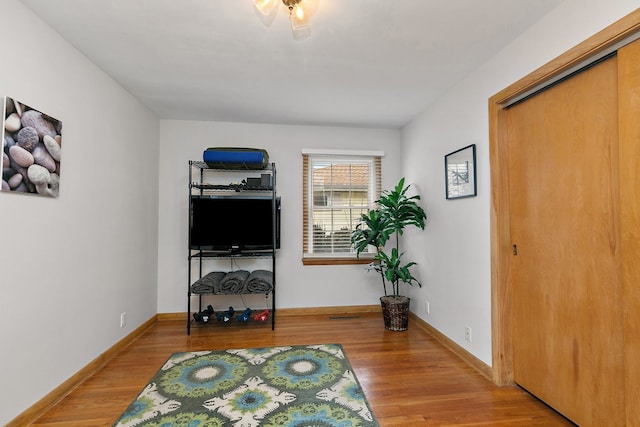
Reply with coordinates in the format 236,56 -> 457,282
351,177 -> 427,331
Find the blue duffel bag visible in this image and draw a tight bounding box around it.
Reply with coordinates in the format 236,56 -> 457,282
203,147 -> 269,169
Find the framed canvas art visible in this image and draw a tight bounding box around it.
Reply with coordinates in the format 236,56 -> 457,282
2,97 -> 62,197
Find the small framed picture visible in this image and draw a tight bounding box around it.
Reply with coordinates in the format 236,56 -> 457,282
445,144 -> 476,199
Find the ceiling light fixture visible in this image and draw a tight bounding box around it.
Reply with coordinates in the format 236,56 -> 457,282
254,0 -> 311,38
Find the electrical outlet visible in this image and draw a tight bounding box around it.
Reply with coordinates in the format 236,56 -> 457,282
465,325 -> 472,342
120,312 -> 127,328
425,300 -> 430,314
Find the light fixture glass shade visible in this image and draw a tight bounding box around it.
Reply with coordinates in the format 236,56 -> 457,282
290,4 -> 310,31
254,0 -> 278,16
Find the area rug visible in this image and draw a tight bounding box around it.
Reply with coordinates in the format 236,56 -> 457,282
113,344 -> 378,426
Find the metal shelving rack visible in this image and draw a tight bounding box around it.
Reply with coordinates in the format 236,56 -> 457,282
187,160 -> 277,334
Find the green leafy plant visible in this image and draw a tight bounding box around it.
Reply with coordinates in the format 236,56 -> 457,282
351,177 -> 427,297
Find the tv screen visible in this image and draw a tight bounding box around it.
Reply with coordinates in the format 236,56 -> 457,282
190,195 -> 281,252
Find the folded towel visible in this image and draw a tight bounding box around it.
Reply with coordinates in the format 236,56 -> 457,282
190,271 -> 226,294
219,270 -> 250,294
245,269 -> 273,293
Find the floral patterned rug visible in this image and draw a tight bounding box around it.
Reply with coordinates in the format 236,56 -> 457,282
113,344 -> 378,426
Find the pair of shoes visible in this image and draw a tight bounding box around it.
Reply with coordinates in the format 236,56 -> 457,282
254,309 -> 269,322
237,308 -> 253,322
193,305 -> 214,322
216,306 -> 235,323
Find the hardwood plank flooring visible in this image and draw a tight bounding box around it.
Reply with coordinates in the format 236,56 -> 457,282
31,313 -> 574,426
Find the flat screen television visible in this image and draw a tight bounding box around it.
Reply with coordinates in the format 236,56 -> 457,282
190,195 -> 281,252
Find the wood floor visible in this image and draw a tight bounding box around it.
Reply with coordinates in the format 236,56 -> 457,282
31,313 -> 573,426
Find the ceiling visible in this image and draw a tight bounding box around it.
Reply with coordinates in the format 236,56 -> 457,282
20,0 -> 564,129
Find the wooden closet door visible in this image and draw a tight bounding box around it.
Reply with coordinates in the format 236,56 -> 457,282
506,56 -> 625,426
618,39 -> 640,425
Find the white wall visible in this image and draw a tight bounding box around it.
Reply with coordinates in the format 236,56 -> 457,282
157,120 -> 401,314
0,1 -> 160,424
401,1 -> 640,365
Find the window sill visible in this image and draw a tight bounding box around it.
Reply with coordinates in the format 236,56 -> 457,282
302,257 -> 374,266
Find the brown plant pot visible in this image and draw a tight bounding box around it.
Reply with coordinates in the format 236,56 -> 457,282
380,295 -> 410,331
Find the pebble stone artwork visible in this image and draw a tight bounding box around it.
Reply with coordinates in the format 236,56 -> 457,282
2,97 -> 62,197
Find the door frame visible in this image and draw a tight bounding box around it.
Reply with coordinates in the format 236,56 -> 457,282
488,8 -> 640,386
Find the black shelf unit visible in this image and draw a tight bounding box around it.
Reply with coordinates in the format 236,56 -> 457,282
187,160 -> 277,334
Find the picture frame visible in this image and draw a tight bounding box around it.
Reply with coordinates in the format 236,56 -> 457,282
445,144 -> 476,199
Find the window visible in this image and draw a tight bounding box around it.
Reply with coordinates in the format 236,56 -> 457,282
302,150 -> 383,265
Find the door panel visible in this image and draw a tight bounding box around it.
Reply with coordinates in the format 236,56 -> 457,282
617,39 -> 640,426
506,56 -> 624,426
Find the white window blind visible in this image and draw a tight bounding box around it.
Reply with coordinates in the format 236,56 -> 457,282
302,152 -> 382,264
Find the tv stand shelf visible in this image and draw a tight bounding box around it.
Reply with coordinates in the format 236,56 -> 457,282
190,250 -> 274,259
191,183 -> 273,192
190,160 -> 275,172
187,160 -> 277,334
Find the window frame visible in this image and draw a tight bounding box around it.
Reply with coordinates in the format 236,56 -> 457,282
302,150 -> 383,266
